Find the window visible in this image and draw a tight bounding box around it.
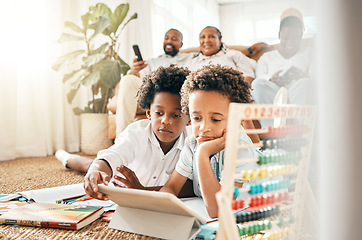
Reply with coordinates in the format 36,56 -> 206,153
151,0 -> 219,55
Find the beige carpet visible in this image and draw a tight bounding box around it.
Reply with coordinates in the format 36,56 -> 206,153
0,155 -> 318,240
0,155 -> 160,240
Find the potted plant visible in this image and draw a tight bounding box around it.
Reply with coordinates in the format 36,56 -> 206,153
53,3 -> 137,154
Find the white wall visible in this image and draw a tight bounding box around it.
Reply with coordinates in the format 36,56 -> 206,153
219,0 -> 316,45
317,0 -> 362,239
150,0 -> 220,57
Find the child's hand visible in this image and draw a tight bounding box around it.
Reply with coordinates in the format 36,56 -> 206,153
84,170 -> 110,201
113,165 -> 145,190
198,130 -> 226,157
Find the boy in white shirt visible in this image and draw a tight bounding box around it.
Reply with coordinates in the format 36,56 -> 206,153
84,65 -> 191,200
160,65 -> 258,218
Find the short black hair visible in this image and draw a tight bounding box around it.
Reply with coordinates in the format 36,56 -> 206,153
280,16 -> 303,32
201,26 -> 222,39
167,28 -> 183,40
181,65 -> 252,114
137,65 -> 190,109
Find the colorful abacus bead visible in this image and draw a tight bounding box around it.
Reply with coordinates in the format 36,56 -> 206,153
234,186 -> 240,198
258,155 -> 267,165
248,169 -> 257,180
232,199 -> 245,210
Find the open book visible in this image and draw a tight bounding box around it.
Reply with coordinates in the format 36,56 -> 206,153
0,203 -> 104,230
98,185 -> 206,240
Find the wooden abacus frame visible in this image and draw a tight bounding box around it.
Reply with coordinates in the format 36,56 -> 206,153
215,103 -> 316,240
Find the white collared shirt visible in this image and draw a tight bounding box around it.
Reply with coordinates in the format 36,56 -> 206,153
139,52 -> 193,79
95,119 -> 191,187
186,47 -> 256,78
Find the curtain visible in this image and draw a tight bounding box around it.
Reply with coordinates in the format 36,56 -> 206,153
0,0 -> 154,161
0,0 -> 218,161
0,0 -> 90,161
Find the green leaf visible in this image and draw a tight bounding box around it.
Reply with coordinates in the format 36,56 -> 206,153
52,50 -> 85,71
73,107 -> 83,115
91,43 -> 109,54
109,3 -> 129,34
70,77 -> 82,90
73,106 -> 92,115
82,70 -> 101,86
66,87 -> 79,104
83,53 -> 106,68
64,21 -> 83,34
89,3 -> 112,21
117,56 -> 130,76
91,15 -> 111,39
62,69 -> 83,83
81,13 -> 90,32
57,33 -> 84,43
120,12 -> 138,32
92,97 -> 108,113
100,59 -> 121,88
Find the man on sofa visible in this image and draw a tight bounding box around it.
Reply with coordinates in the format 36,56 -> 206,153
114,28 -> 192,136
251,8 -> 311,128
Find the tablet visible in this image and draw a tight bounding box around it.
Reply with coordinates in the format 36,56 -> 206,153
98,185 -> 206,223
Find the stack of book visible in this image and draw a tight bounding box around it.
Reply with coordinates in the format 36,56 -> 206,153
0,203 -> 104,230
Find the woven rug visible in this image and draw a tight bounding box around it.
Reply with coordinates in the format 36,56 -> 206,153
0,155 -> 318,240
0,155 -> 160,240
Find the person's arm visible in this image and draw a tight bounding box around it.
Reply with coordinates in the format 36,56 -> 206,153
115,165 -> 195,196
255,54 -> 270,80
232,50 -> 256,85
83,159 -> 113,200
242,119 -> 260,143
113,165 -> 162,191
160,171 -> 189,196
241,42 -> 273,58
196,131 -> 226,218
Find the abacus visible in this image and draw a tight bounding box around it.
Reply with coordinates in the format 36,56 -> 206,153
215,104 -> 316,240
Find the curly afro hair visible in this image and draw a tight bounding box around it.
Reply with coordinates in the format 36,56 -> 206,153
137,65 -> 190,109
181,64 -> 252,114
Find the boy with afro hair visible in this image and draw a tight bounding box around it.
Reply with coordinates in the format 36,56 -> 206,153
84,65 -> 193,200
160,65 -> 258,218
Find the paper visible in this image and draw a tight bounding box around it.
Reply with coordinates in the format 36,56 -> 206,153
72,199 -> 117,211
181,197 -> 215,222
0,193 -> 21,202
18,184 -> 85,203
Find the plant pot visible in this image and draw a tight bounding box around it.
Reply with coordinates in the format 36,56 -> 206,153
80,113 -> 113,155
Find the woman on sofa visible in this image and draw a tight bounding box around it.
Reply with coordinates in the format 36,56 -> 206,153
186,26 -> 261,84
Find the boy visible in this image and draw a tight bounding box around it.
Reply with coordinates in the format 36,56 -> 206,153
160,65 -> 258,218
84,65 -> 191,200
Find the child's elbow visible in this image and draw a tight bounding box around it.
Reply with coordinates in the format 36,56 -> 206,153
207,208 -> 218,219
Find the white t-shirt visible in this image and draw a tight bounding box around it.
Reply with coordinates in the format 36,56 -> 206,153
95,119 -> 191,187
139,52 -> 192,79
186,47 -> 256,78
255,48 -> 310,81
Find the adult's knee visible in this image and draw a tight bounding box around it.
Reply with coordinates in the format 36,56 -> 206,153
118,75 -> 141,93
251,78 -> 272,90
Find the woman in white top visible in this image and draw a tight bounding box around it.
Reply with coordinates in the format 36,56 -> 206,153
186,26 -> 256,84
